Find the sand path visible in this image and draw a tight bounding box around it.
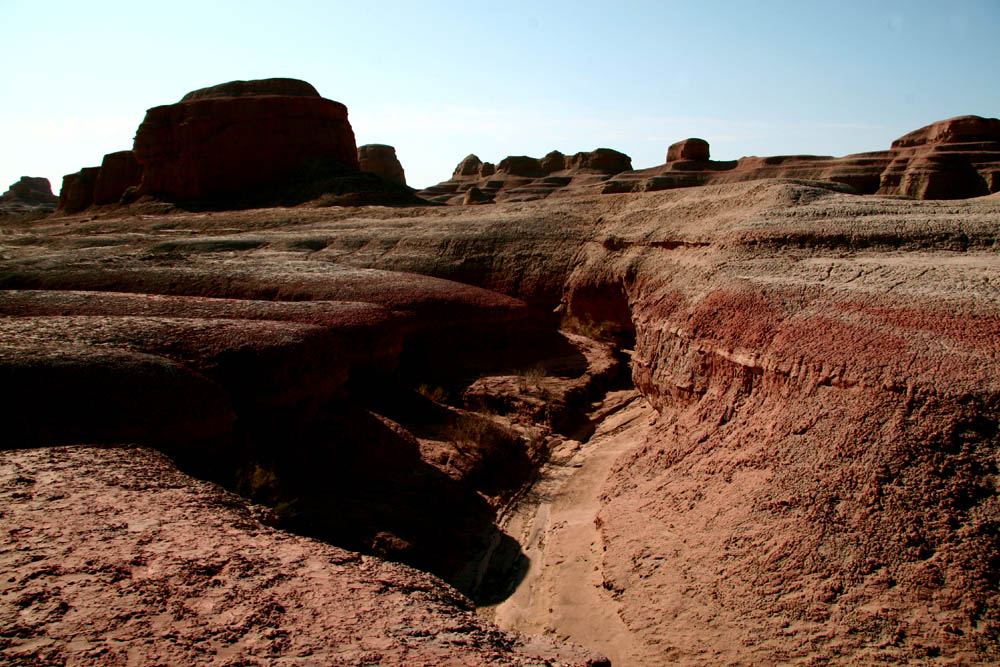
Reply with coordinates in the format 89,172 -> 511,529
483,389 -> 659,665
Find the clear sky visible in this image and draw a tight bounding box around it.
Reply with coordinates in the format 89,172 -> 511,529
1,0 -> 998,192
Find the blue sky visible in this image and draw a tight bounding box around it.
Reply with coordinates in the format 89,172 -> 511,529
1,0 -> 998,191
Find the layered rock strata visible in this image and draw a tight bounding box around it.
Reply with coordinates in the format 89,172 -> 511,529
604,115 -> 1000,199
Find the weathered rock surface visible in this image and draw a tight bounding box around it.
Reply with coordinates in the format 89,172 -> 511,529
57,166 -> 100,213
0,445 -> 604,666
605,115 -> 1000,199
421,148 -> 632,204
3,175 -> 999,664
92,150 -> 142,205
358,143 -> 406,184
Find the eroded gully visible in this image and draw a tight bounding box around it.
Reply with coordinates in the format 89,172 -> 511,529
480,387 -> 660,666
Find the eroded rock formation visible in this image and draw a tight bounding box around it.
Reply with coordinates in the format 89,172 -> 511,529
358,143 -> 406,184
54,78 -> 423,212
420,148 -> 632,204
132,78 -> 359,203
92,150 -> 141,205
605,115 -> 1000,199
57,166 -> 100,213
0,176 -> 58,213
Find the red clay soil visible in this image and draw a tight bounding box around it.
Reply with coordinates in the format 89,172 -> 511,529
0,445 -> 605,666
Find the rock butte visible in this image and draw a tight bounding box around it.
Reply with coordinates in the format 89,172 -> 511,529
2,82 -> 999,665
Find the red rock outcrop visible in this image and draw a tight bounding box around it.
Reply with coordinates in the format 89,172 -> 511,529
56,166 -> 100,213
358,143 -> 406,185
420,148 -> 632,204
604,115 -> 1000,199
667,137 -> 710,162
132,78 -> 360,203
92,150 -> 141,204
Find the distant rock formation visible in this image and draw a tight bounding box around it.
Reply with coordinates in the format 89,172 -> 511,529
604,115 -> 1000,199
358,144 -> 406,185
0,176 -> 58,213
667,138 -> 710,162
420,148 -> 632,204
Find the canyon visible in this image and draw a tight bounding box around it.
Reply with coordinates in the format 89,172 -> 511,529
1,79 -> 999,665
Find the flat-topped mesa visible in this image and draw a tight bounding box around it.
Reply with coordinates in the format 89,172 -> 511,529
124,79 -> 358,202
1,176 -> 58,213
132,77 -> 359,204
420,148 -> 633,204
603,115 -> 1000,199
357,144 -> 406,185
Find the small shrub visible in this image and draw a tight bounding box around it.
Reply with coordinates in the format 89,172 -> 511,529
416,383 -> 449,403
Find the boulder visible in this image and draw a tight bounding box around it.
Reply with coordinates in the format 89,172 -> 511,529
93,151 -> 142,205
358,144 -> 406,185
132,77 -> 359,203
667,138 -> 710,162
463,186 -> 494,205
58,167 -> 101,214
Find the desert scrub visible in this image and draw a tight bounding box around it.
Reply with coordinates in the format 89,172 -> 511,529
560,313 -> 618,342
516,364 -> 548,391
416,383 -> 449,403
446,413 -> 531,497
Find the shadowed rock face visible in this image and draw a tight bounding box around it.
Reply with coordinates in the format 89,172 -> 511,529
57,167 -> 100,213
54,77 -> 428,212
133,78 -> 359,203
92,150 -> 141,205
358,143 -> 406,185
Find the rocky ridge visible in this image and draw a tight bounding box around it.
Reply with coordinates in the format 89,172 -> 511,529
604,115 -> 1000,199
